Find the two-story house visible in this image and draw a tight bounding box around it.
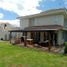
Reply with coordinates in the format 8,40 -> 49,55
10,8 -> 67,46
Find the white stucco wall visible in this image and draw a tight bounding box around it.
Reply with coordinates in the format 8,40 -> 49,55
20,18 -> 29,29
0,30 -> 5,40
33,15 -> 64,26
0,30 -> 9,40
27,32 -> 31,39
64,19 -> 67,28
20,14 -> 64,28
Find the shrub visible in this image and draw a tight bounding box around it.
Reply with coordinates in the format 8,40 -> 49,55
64,42 -> 67,54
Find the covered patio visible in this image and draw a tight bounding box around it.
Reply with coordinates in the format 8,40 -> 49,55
9,25 -> 63,51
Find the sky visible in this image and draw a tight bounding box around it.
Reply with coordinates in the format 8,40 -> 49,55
0,0 -> 67,26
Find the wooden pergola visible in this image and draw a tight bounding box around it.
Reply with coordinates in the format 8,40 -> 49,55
9,25 -> 63,51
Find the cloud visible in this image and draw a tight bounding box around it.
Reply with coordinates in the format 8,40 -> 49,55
0,0 -> 65,16
63,0 -> 67,5
0,0 -> 42,16
62,0 -> 67,8
0,13 -> 4,19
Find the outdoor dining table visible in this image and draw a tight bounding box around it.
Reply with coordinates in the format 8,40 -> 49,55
26,39 -> 33,45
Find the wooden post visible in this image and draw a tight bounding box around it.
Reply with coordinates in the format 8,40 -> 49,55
48,32 -> 51,51
24,37 -> 26,46
24,32 -> 27,46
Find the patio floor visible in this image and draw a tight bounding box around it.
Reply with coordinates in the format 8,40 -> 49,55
15,42 -> 64,54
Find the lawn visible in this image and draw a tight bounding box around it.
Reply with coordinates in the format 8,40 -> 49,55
0,41 -> 67,67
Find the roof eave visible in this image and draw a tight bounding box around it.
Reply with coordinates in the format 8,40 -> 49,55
17,8 -> 67,19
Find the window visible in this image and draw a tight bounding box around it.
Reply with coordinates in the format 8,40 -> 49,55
29,18 -> 35,26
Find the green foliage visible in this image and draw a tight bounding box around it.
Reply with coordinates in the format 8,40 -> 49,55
0,41 -> 67,67
64,42 -> 67,54
64,42 -> 67,46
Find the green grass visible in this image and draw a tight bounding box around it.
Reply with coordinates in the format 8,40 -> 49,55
0,41 -> 67,67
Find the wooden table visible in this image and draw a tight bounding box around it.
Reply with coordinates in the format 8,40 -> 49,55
26,39 -> 33,45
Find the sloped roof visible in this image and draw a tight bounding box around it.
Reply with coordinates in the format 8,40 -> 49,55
0,22 -> 20,31
24,25 -> 63,31
17,8 -> 67,19
9,25 -> 63,32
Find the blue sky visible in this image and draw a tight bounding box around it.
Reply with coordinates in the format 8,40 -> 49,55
0,8 -> 17,20
37,0 -> 65,11
0,0 -> 66,26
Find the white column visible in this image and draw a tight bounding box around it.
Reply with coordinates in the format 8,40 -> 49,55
57,30 -> 64,45
40,32 -> 44,42
53,33 -> 55,46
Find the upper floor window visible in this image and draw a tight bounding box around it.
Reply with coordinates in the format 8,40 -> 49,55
29,18 -> 35,26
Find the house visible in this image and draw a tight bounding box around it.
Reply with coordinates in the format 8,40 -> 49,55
0,22 -> 20,40
10,8 -> 67,47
